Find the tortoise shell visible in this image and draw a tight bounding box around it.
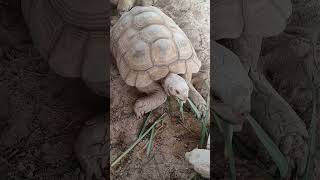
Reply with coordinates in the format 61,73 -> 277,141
21,0 -> 108,95
111,6 -> 201,88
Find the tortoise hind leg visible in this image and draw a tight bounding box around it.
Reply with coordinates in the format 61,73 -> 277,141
117,0 -> 135,13
134,82 -> 167,118
137,0 -> 155,6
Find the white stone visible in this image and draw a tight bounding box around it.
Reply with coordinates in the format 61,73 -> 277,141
185,148 -> 210,179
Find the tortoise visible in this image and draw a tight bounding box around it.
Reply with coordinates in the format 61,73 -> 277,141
111,6 -> 207,118
21,0 -> 109,96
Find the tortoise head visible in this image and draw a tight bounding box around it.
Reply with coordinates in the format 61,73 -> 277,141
163,73 -> 189,102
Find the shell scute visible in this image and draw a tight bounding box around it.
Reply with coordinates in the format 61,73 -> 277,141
124,40 -> 153,71
125,70 -> 138,86
151,38 -> 177,65
136,71 -> 153,87
173,33 -> 193,59
186,55 -> 201,73
134,11 -> 164,29
140,24 -> 171,43
111,14 -> 133,43
117,28 -> 139,58
117,57 -> 130,80
169,60 -> 186,74
147,66 -> 169,81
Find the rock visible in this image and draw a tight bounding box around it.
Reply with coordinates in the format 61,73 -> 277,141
185,148 -> 210,179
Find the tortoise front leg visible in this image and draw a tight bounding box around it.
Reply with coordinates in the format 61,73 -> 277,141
183,72 -> 208,117
135,82 -> 167,118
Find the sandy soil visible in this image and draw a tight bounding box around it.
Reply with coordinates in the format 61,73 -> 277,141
0,0 -> 210,179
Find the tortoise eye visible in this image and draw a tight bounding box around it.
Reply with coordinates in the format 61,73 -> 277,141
175,90 -> 180,94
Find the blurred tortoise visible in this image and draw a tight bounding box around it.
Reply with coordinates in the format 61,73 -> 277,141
111,6 -> 207,118
21,0 -> 108,96
20,1 -> 110,179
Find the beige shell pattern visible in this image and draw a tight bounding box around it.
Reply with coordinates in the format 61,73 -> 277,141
111,6 -> 201,88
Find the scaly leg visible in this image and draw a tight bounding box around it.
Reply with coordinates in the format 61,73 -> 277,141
134,82 -> 167,118
117,0 -> 135,14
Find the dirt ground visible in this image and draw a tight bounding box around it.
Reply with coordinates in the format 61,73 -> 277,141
2,0 -> 320,180
0,0 -> 210,180
0,44 -> 107,179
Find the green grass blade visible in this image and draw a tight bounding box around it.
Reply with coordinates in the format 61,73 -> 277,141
200,110 -> 209,147
187,98 -> 201,119
247,115 -> 288,178
146,126 -> 156,156
177,98 -> 184,112
225,122 -> 236,180
111,113 -> 166,167
138,111 -> 153,138
213,112 -> 223,133
214,114 -> 236,180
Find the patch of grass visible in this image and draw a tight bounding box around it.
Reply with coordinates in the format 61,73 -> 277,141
176,97 -> 210,179
247,115 -> 288,178
200,109 -> 209,147
213,106 -> 289,179
213,112 -> 236,180
146,125 -> 156,156
183,98 -> 209,147
175,98 -> 199,135
137,111 -> 153,138
187,98 -> 201,120
111,113 -> 167,167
